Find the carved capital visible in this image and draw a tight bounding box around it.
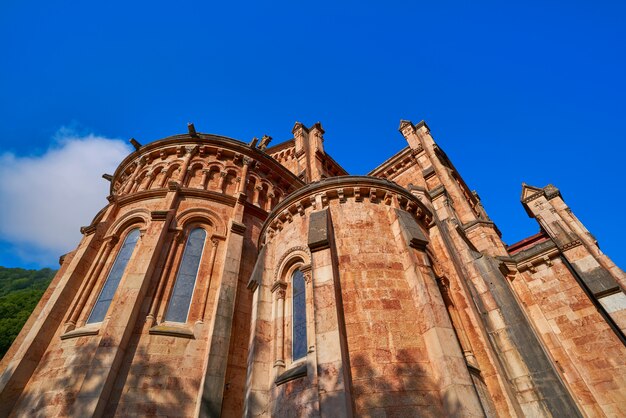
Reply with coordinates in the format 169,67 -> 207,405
105,235 -> 120,247
174,229 -> 185,243
271,281 -> 287,299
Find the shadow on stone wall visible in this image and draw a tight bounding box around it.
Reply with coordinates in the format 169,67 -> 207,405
105,330 -> 195,417
349,351 -> 462,417
11,340 -> 464,416
238,350 -> 461,418
11,334 -> 192,417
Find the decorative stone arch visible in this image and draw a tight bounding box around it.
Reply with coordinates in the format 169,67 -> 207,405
185,161 -> 206,188
148,163 -> 167,189
152,207 -> 227,326
201,162 -> 223,190
274,246 -> 312,284
106,208 -> 151,239
161,161 -> 183,187
129,170 -> 147,193
271,246 -> 313,375
221,166 -> 239,195
175,207 -> 227,238
206,161 -> 226,171
259,180 -> 273,211
272,188 -> 284,207
246,174 -> 260,196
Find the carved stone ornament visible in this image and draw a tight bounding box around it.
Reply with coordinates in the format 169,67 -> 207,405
271,281 -> 287,299
274,246 -> 312,282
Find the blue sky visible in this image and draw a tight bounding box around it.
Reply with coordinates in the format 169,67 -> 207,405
1,1 -> 624,269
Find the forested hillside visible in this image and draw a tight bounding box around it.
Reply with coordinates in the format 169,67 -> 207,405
0,267 -> 56,359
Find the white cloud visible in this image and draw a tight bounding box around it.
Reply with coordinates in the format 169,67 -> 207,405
0,129 -> 131,266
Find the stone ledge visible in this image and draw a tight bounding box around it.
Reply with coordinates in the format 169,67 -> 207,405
149,324 -> 195,339
275,362 -> 307,386
261,176 -> 433,245
462,219 -> 503,238
60,325 -> 100,340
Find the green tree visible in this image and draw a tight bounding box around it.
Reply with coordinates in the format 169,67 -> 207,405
0,267 -> 56,359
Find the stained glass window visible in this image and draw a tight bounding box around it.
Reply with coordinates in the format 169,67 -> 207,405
292,269 -> 307,360
165,228 -> 206,323
87,228 -> 141,324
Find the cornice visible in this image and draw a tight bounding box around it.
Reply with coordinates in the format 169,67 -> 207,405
259,176 -> 432,246
116,189 -> 168,206
178,188 -> 237,207
521,184 -> 562,204
367,146 -> 412,177
111,133 -> 305,195
510,238 -> 560,273
265,138 -> 295,155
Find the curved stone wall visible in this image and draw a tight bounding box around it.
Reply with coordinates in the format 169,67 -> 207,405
245,177 -> 482,417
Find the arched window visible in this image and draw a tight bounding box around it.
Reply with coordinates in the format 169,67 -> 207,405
87,228 -> 141,324
165,228 -> 206,323
292,269 -> 307,360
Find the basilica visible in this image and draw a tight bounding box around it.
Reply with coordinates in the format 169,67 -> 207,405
1,120 -> 624,417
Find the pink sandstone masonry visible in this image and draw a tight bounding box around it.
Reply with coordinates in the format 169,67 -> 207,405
1,120 -> 625,417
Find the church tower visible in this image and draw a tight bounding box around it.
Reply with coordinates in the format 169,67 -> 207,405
1,120 -> 624,417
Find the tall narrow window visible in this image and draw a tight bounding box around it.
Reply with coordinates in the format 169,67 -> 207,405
292,269 -> 307,360
165,228 -> 206,323
87,228 -> 141,324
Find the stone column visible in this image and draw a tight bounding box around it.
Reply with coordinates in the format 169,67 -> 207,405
271,281 -> 287,374
200,169 -> 210,189
122,158 -> 146,194
196,220 -> 247,417
238,157 -> 253,194
436,276 -> 479,369
308,209 -> 353,418
199,238 -> 220,323
244,246 -> 272,418
146,230 -> 182,327
253,185 -> 262,206
176,146 -> 197,185
218,171 -> 228,191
